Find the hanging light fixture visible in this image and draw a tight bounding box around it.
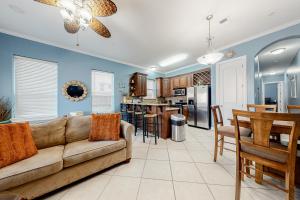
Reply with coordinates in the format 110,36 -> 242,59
197,15 -> 224,65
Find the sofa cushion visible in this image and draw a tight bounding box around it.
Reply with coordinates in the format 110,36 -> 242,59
66,116 -> 90,143
0,146 -> 64,191
63,139 -> 126,168
89,113 -> 121,141
31,117 -> 67,149
0,122 -> 37,168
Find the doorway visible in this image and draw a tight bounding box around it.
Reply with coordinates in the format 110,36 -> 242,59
216,56 -> 247,125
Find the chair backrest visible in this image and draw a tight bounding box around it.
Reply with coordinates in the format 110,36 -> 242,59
247,104 -> 277,112
211,105 -> 224,128
287,105 -> 300,113
232,109 -> 300,162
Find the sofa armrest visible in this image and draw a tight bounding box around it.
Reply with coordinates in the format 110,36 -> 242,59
120,120 -> 134,160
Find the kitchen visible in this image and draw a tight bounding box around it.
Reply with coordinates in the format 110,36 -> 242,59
121,68 -> 212,139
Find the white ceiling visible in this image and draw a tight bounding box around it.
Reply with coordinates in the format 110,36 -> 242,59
0,0 -> 300,73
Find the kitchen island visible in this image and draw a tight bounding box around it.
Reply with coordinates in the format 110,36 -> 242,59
121,103 -> 179,139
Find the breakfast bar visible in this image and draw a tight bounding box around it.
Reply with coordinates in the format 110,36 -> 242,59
121,103 -> 179,139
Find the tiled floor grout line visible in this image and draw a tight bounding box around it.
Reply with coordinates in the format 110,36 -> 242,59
166,142 -> 177,200
135,136 -> 151,200
183,134 -> 217,200
96,175 -> 114,200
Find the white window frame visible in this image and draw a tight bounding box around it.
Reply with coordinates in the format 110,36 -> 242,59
13,56 -> 58,122
144,79 -> 156,99
91,70 -> 115,113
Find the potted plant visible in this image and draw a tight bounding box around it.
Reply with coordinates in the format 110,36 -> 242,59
0,97 -> 12,124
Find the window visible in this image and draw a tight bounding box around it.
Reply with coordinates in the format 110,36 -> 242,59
145,79 -> 155,99
92,70 -> 114,113
14,56 -> 58,121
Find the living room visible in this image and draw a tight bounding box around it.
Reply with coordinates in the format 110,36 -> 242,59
1,0 -> 300,200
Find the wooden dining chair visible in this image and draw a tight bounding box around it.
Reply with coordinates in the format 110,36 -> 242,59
287,105 -> 300,113
211,105 -> 251,162
233,109 -> 300,200
247,104 -> 277,112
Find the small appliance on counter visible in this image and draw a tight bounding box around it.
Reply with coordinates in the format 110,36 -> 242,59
187,85 -> 211,129
173,88 -> 186,96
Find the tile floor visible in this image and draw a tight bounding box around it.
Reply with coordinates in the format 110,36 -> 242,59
43,126 -> 300,200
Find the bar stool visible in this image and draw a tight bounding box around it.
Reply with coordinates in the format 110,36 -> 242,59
127,105 -> 134,124
143,113 -> 159,144
120,103 -> 128,122
134,105 -> 145,136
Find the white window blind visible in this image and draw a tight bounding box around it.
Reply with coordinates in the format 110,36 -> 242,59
145,79 -> 155,99
92,70 -> 114,113
14,56 -> 58,121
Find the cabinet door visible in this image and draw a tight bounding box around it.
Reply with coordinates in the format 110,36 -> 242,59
156,78 -> 162,97
141,75 -> 147,96
162,78 -> 170,97
179,75 -> 187,88
169,78 -> 173,97
173,77 -> 180,89
187,74 -> 193,88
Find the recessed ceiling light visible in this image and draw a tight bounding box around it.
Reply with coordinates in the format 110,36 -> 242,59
159,53 -> 188,67
149,66 -> 157,71
9,4 -> 25,14
270,48 -> 286,55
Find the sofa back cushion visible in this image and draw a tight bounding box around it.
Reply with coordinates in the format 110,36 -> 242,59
0,122 -> 37,168
66,116 -> 91,143
31,117 -> 67,149
89,113 -> 120,141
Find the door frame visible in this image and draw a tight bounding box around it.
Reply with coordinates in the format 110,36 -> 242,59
216,55 -> 248,109
262,81 -> 284,112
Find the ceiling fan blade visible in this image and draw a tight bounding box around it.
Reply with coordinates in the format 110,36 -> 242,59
34,0 -> 58,6
90,18 -> 111,38
87,0 -> 117,17
64,21 -> 80,34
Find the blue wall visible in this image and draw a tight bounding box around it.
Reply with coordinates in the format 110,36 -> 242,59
166,23 -> 300,107
0,32 -> 163,116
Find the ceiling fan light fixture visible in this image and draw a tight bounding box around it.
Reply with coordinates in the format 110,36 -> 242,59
60,9 -> 73,21
197,15 -> 224,65
59,0 -> 76,13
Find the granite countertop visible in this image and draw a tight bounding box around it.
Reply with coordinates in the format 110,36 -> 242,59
165,107 -> 180,111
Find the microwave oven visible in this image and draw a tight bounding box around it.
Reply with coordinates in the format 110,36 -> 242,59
173,88 -> 186,96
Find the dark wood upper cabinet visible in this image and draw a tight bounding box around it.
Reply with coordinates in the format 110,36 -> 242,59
129,72 -> 147,97
179,75 -> 188,88
162,78 -> 171,97
156,77 -> 163,97
172,77 -> 180,89
156,77 -> 172,97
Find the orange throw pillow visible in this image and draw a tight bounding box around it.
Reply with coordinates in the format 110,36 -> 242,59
89,113 -> 121,141
0,122 -> 38,168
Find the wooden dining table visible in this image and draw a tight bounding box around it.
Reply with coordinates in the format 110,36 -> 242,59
228,117 -> 300,186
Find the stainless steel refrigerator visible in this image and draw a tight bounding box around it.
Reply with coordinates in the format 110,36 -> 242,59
187,85 -> 211,129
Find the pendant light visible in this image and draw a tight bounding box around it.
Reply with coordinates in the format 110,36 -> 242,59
197,15 -> 224,65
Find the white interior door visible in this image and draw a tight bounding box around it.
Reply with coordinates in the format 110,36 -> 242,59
216,56 -> 247,125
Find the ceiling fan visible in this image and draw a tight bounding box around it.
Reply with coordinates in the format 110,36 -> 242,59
34,0 -> 117,38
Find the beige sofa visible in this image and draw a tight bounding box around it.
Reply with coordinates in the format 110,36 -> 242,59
0,116 -> 134,199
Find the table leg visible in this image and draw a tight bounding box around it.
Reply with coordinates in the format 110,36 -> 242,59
255,163 -> 263,184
